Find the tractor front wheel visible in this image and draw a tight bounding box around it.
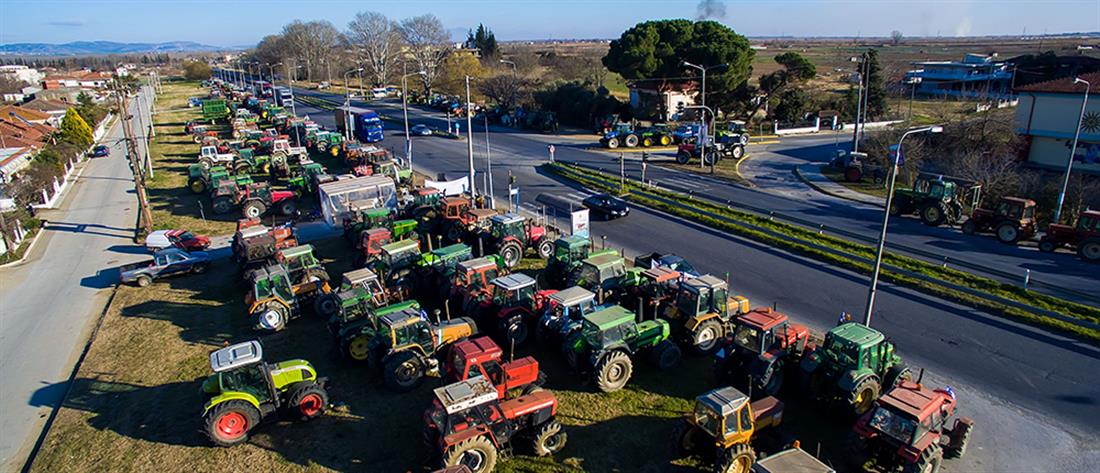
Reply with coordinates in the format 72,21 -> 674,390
642,137 -> 653,147
919,202 -> 948,227
671,419 -> 701,457
287,382 -> 329,421
995,222 -> 1021,244
594,351 -> 633,393
242,200 -> 266,219
383,351 -> 426,392
254,302 -> 289,331
1078,239 -> 1100,263
690,319 -> 723,356
904,443 -> 944,473
660,135 -> 672,146
716,443 -> 756,473
649,340 -> 681,370
536,238 -> 553,259
961,219 -> 977,235
278,199 -> 298,217
212,197 -> 232,215
531,420 -> 568,456
676,151 -> 691,165
606,137 -> 619,149
188,177 -> 207,194
500,316 -> 529,347
313,293 -> 340,318
500,240 -> 523,268
848,377 -> 881,417
204,400 -> 260,447
1038,239 -> 1058,253
730,145 -> 745,160
442,436 -> 498,473
756,359 -> 785,397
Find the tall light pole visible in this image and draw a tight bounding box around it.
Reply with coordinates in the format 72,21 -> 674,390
850,55 -> 867,153
266,62 -> 282,101
401,65 -> 425,173
682,61 -> 727,169
864,125 -> 943,326
283,62 -> 298,117
1053,77 -> 1091,225
500,59 -> 517,77
465,75 -> 477,202
485,112 -> 495,209
342,67 -> 363,142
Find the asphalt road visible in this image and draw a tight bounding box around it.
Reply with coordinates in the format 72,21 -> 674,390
0,88 -> 150,470
294,91 -> 1100,471
298,91 -> 1100,304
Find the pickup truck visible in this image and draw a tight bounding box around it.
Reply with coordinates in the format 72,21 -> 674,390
119,248 -> 212,287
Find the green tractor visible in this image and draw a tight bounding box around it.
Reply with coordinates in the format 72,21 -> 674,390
562,305 -> 681,392
891,176 -> 981,227
542,235 -> 616,289
638,123 -> 674,147
366,307 -> 479,392
286,161 -> 334,197
415,243 -> 475,301
331,294 -> 420,363
187,164 -> 252,195
566,252 -> 644,301
201,340 -> 329,447
231,148 -> 273,176
310,131 -> 345,158
373,239 -> 423,289
275,244 -> 330,287
799,322 -> 912,417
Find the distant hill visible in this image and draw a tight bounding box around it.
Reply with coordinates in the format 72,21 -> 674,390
0,41 -> 234,55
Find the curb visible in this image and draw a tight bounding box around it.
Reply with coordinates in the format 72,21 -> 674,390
732,153 -> 757,189
794,165 -> 884,208
0,227 -> 44,269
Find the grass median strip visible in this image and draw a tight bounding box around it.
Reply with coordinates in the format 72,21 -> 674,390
544,162 -> 1100,343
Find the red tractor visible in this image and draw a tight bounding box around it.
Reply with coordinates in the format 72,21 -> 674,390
353,227 -> 393,268
422,196 -> 497,244
231,218 -> 298,273
850,380 -> 975,473
480,213 -> 554,268
961,196 -> 1038,245
443,336 -> 545,399
621,266 -> 682,319
424,377 -> 567,473
1039,210 -> 1100,262
713,307 -> 812,397
447,256 -> 508,317
211,181 -> 297,219
467,273 -> 557,346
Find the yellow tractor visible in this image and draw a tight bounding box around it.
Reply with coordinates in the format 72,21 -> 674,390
661,274 -> 750,355
672,386 -> 784,473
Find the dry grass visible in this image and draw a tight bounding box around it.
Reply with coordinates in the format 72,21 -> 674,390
820,166 -> 889,198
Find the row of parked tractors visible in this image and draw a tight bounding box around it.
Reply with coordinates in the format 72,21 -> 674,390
202,192 -> 976,472
831,152 -> 1100,262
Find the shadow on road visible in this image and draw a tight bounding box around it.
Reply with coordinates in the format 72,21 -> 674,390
43,221 -> 133,239
107,244 -> 151,255
80,268 -> 120,289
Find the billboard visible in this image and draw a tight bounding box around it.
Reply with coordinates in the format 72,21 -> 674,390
570,208 -> 590,238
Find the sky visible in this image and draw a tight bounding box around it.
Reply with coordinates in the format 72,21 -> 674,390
0,0 -> 1098,46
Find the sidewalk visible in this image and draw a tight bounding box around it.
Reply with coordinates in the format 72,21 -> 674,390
794,163 -> 884,207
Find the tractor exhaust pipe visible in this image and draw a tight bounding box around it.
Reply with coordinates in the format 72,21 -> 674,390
444,299 -> 452,321
509,337 -> 516,364
917,367 -> 925,386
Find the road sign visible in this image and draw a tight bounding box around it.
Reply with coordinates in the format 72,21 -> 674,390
889,144 -> 903,166
570,208 -> 590,238
548,144 -> 556,163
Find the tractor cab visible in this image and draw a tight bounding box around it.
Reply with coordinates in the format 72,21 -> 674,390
446,336 -> 541,399
411,186 -> 443,209
626,266 -> 683,317
569,253 -> 630,292
419,243 -> 474,272
359,227 -> 393,258
913,178 -> 955,201
203,340 -> 276,406
540,286 -> 599,339
377,308 -> 435,352
578,306 -> 644,351
552,235 -> 593,267
443,197 -> 496,226
337,268 -> 388,305
994,197 -> 1036,221
491,273 -> 538,308
727,308 -> 809,357
488,213 -> 533,242
667,275 -> 747,322
330,287 -> 377,327
248,265 -> 295,307
276,244 -> 326,284
606,123 -> 633,137
453,256 -> 505,294
688,386 -> 783,450
377,239 -> 422,277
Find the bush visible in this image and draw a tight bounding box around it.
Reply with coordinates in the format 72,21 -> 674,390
534,80 -> 626,128
182,60 -> 212,81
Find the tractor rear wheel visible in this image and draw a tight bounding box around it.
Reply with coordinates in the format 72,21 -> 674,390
317,141 -> 328,152
200,157 -> 215,171
536,238 -> 554,259
313,293 -> 340,318
671,419 -> 702,457
961,219 -> 978,235
500,316 -> 530,347
242,200 -> 266,219
383,351 -> 426,392
844,166 -> 863,182
204,400 -> 260,447
287,382 -> 328,421
642,137 -> 653,147
996,222 -> 1021,244
946,419 -> 974,458
624,134 -> 639,148
848,377 -> 881,417
649,340 -> 681,370
606,137 -> 620,149
500,240 -> 523,268
756,359 -> 785,397
212,197 -> 233,214
884,364 -> 913,391
676,151 -> 691,165
188,177 -> 207,194
254,302 -> 289,331
730,145 -> 745,160
716,443 -> 756,473
920,202 -> 948,227
442,436 -> 498,473
660,135 -> 672,146
531,420 -> 567,456
594,351 -> 633,393
278,199 -> 297,216
1038,239 -> 1058,253
444,222 -> 465,243
905,443 -> 943,473
234,162 -> 251,175
689,319 -> 723,356
1079,239 -> 1100,263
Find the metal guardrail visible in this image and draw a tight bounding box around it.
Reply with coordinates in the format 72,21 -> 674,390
560,162 -> 1100,321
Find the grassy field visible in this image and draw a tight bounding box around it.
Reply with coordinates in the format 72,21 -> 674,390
28,234 -> 864,472
820,166 -> 889,199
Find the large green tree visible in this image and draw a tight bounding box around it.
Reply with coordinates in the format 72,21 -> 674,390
735,51 -> 816,120
59,108 -> 94,149
862,49 -> 888,119
603,19 -> 755,96
466,23 -> 499,62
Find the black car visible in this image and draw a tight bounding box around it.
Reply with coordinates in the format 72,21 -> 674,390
582,193 -> 630,219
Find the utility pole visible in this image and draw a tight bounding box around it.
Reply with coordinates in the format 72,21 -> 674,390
851,55 -> 866,153
1054,77 -> 1090,225
485,113 -> 495,209
114,82 -> 154,236
465,76 -> 477,203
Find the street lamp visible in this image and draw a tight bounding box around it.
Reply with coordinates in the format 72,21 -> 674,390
863,124 -> 944,326
342,67 -> 364,142
682,61 -> 727,169
1053,77 -> 1091,225
499,59 -> 517,78
849,55 -> 869,153
266,62 -> 282,100
401,65 -> 426,173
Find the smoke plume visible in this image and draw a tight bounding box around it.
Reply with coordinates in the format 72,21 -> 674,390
696,0 -> 727,20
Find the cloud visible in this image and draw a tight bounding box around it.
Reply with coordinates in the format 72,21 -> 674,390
47,19 -> 85,27
696,0 -> 727,20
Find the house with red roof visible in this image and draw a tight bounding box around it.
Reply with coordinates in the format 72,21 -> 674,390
1014,71 -> 1100,175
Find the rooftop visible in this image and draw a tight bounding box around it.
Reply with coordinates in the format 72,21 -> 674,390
878,381 -> 948,421
493,273 -> 536,291
1015,71 -> 1100,94
738,307 -> 789,331
209,340 -> 263,372
550,286 -> 595,306
697,386 -> 749,416
434,377 -> 499,414
583,305 -> 635,331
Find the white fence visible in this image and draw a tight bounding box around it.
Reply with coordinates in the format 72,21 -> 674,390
773,117 -> 903,136
32,113 -> 115,209
0,218 -> 29,256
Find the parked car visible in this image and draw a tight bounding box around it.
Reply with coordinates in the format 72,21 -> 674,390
582,193 -> 630,219
119,248 -> 212,287
188,97 -> 203,108
412,124 -> 433,136
145,229 -> 211,251
91,145 -> 110,158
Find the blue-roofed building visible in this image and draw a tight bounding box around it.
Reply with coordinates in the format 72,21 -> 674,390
905,54 -> 1015,100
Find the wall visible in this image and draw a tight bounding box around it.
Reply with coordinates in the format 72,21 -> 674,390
1015,92 -> 1100,141
1027,135 -> 1100,174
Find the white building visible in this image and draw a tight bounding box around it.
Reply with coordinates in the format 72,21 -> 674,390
0,65 -> 44,85
1014,71 -> 1100,175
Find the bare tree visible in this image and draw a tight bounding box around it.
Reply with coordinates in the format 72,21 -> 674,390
398,14 -> 452,95
347,11 -> 401,87
891,30 -> 904,46
281,20 -> 343,81
478,74 -> 529,109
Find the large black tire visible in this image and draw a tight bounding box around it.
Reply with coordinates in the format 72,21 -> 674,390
889,201 -> 904,217
234,162 -> 251,175
594,351 -> 633,393
1078,239 -> 1100,263
279,199 -> 298,217
442,436 -> 498,473
444,222 -> 465,243
649,340 -> 681,370
671,419 -> 702,457
995,222 -> 1021,244
844,166 -> 863,182
961,219 -> 978,235
530,420 -> 567,456
676,151 -> 691,165
624,134 -> 639,148
904,443 -> 944,473
536,238 -> 554,260
253,302 -> 289,331
204,400 -> 261,447
1038,239 -> 1058,253
242,200 -> 266,219
500,315 -> 530,347
188,177 -> 207,194
212,197 -> 233,215
313,293 -> 340,318
884,364 -> 913,391
919,202 -> 948,227
848,376 -> 881,417
500,240 -> 523,268
756,359 -> 785,397
383,350 -> 425,392
606,137 -> 620,149
286,382 -> 328,421
730,145 -> 745,160
946,419 -> 974,458
716,443 -> 756,473
689,319 -> 723,356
